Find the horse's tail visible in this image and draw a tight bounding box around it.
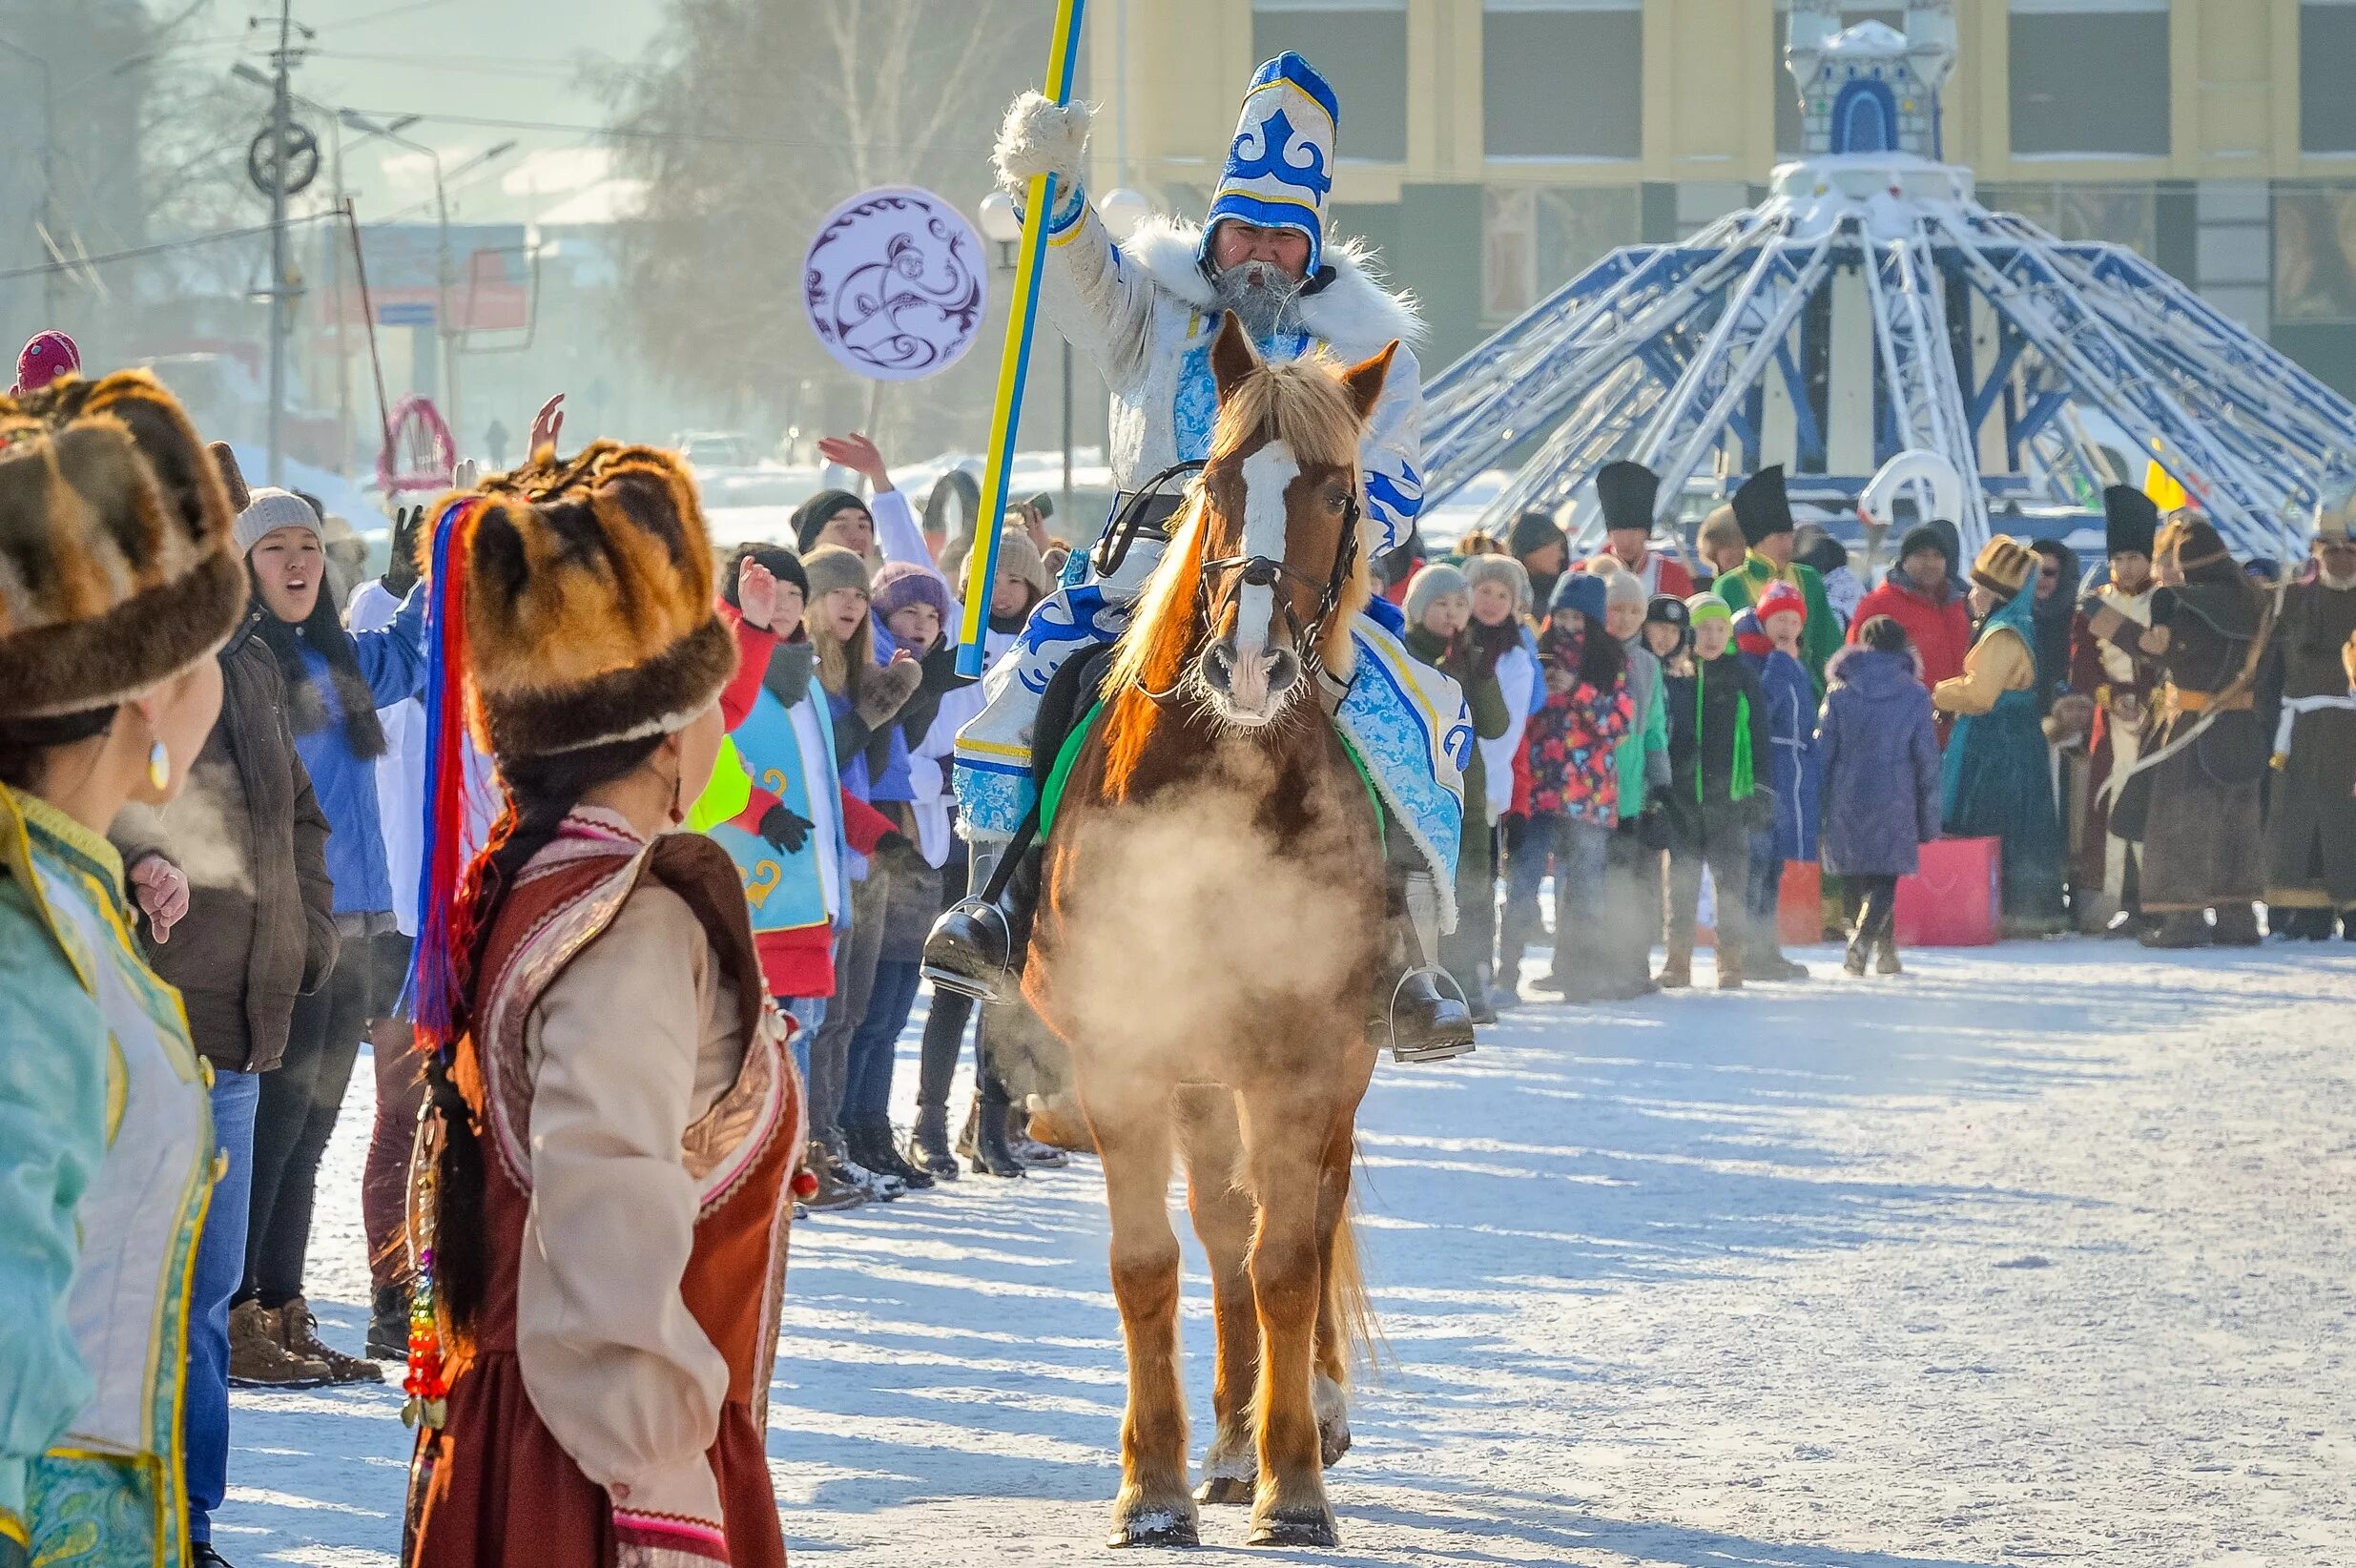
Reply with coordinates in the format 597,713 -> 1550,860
1325,1158 -> 1384,1385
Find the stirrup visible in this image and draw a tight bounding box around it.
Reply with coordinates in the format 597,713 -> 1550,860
1381,967 -> 1478,1064
920,898 -> 1023,1004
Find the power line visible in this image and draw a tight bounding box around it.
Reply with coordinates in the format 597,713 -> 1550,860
0,213 -> 336,283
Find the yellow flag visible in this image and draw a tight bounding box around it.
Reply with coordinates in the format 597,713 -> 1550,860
2142,459 -> 2189,513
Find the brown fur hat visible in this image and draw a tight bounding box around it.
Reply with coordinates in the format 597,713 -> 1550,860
0,371 -> 246,719
1969,535 -> 2036,601
2156,512 -> 2231,574
437,440 -> 735,758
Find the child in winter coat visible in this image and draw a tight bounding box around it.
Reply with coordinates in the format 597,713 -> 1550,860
1462,555 -> 1540,1006
1403,564 -> 1512,1019
1732,582 -> 1820,980
1523,572 -> 1638,1002
1599,564 -> 1672,999
1818,615 -> 1942,975
1661,596 -> 1772,989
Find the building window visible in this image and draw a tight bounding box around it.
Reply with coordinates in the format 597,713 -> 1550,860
1482,184 -> 1643,321
2304,3 -> 2356,155
2276,187 -> 2356,323
1482,0 -> 1642,162
2008,0 -> 2169,158
1772,5 -> 1904,159
1979,181 -> 2159,257
1252,0 -> 1407,164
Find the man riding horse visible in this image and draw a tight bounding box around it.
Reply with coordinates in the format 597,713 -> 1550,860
925,52 -> 1477,1058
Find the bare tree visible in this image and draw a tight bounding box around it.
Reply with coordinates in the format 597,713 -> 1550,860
601,0 -> 1052,453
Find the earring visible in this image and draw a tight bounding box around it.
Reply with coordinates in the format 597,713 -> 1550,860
148,740 -> 171,792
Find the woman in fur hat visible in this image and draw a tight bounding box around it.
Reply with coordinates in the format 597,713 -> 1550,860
1933,537 -> 2068,934
403,443 -> 797,1568
0,371 -> 241,1568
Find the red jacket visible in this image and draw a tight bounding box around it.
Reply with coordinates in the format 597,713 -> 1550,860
716,604 -> 897,1000
1849,571 -> 1973,692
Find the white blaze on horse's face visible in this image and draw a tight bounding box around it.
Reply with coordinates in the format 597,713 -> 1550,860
1219,440 -> 1302,723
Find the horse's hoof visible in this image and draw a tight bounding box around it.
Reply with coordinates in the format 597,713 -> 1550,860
1108,1501 -> 1201,1549
1195,1473 -> 1255,1506
1247,1507 -> 1337,1548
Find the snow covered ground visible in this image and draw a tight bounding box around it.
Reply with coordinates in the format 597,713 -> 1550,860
218,940 -> 2356,1566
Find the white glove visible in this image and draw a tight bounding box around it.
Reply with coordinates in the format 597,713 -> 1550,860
993,90 -> 1091,200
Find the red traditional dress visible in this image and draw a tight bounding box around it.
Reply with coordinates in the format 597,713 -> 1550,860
408,810 -> 801,1568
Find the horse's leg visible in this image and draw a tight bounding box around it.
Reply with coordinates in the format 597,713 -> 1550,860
1175,1084 -> 1259,1506
1236,1085 -> 1341,1548
1310,1110 -> 1360,1470
1088,1081 -> 1198,1549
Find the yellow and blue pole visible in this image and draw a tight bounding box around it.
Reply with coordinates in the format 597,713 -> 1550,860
959,0 -> 1086,677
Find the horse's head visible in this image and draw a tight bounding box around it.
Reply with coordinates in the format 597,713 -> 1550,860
1128,313 -> 1394,730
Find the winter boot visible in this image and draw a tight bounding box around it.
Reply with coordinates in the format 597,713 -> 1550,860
1378,870 -> 1477,1063
1715,937 -> 1746,991
955,1100 -> 979,1162
826,1128 -> 902,1201
227,1301 -> 332,1388
279,1294 -> 382,1384
1656,943 -> 1693,990
365,1284 -> 411,1361
970,1102 -> 1028,1179
907,1103 -> 960,1182
1874,938 -> 1903,976
853,1124 -> 934,1191
2139,911 -> 2212,949
921,842 -> 1039,1003
1843,935 -> 1869,977
2211,903 -> 2262,946
192,1542 -> 238,1567
799,1141 -> 869,1212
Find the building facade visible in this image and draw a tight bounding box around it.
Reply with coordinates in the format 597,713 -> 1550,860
1084,0 -> 2356,393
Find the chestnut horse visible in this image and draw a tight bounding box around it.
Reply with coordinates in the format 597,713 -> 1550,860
1025,314 -> 1396,1550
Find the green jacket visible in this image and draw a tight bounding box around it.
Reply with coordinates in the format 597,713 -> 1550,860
0,783 -> 213,1568
1612,639 -> 1673,819
1714,552 -> 1841,694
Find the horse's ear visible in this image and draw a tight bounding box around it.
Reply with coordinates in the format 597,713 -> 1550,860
1210,311 -> 1261,406
1340,340 -> 1398,421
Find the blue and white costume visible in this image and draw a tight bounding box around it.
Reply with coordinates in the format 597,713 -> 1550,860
962,53 -> 1471,916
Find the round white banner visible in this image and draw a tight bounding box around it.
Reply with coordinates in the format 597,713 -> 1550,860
802,186 -> 989,382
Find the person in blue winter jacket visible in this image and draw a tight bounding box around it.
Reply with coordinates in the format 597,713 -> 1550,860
1818,615 -> 1944,975
1733,581 -> 1819,980
235,487 -> 426,1384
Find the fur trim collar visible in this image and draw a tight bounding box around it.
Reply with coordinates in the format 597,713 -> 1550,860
1122,216 -> 1424,354
1826,641 -> 1924,688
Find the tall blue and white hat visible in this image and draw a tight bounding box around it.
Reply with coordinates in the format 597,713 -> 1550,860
1202,52 -> 1338,275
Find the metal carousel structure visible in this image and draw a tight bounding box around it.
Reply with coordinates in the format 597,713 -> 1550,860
1420,0 -> 2356,565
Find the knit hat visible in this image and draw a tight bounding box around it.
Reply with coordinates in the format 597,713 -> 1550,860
991,526 -> 1052,598
1756,580 -> 1807,627
1404,561 -> 1470,627
800,543 -> 873,604
1548,569 -> 1609,625
1461,551 -> 1532,615
872,560 -> 953,624
1509,508 -> 1566,562
1729,464 -> 1793,547
1594,460 -> 1659,535
0,370 -> 246,720
2102,484 -> 2160,559
1896,523 -> 1953,566
722,542 -> 809,608
1791,523 -> 1846,579
235,486 -> 323,555
1600,561 -> 1647,609
791,488 -> 871,553
1646,593 -> 1689,630
1684,592 -> 1732,629
437,442 -> 735,758
11,330 -> 78,396
1969,535 -> 2036,602
1200,52 -> 1339,275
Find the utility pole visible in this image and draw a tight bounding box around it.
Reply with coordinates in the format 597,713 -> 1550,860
265,0 -> 295,485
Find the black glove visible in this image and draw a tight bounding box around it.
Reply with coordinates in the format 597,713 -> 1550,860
382,505 -> 426,598
757,802 -> 812,855
872,829 -> 930,877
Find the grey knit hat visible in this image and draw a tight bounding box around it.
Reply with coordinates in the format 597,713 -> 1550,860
1403,561 -> 1470,626
800,542 -> 873,602
235,486 -> 322,555
1460,551 -> 1532,615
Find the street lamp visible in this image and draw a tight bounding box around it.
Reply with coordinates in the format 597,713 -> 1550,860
1099,187 -> 1153,242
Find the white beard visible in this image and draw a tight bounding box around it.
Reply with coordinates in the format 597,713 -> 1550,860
1211,259 -> 1305,340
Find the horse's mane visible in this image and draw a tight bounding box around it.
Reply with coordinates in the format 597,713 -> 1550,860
1096,355 -> 1376,799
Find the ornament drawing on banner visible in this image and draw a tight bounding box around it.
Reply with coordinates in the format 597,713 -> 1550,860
803,187 -> 988,381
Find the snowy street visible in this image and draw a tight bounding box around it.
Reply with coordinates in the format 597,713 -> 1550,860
224,942 -> 2355,1566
